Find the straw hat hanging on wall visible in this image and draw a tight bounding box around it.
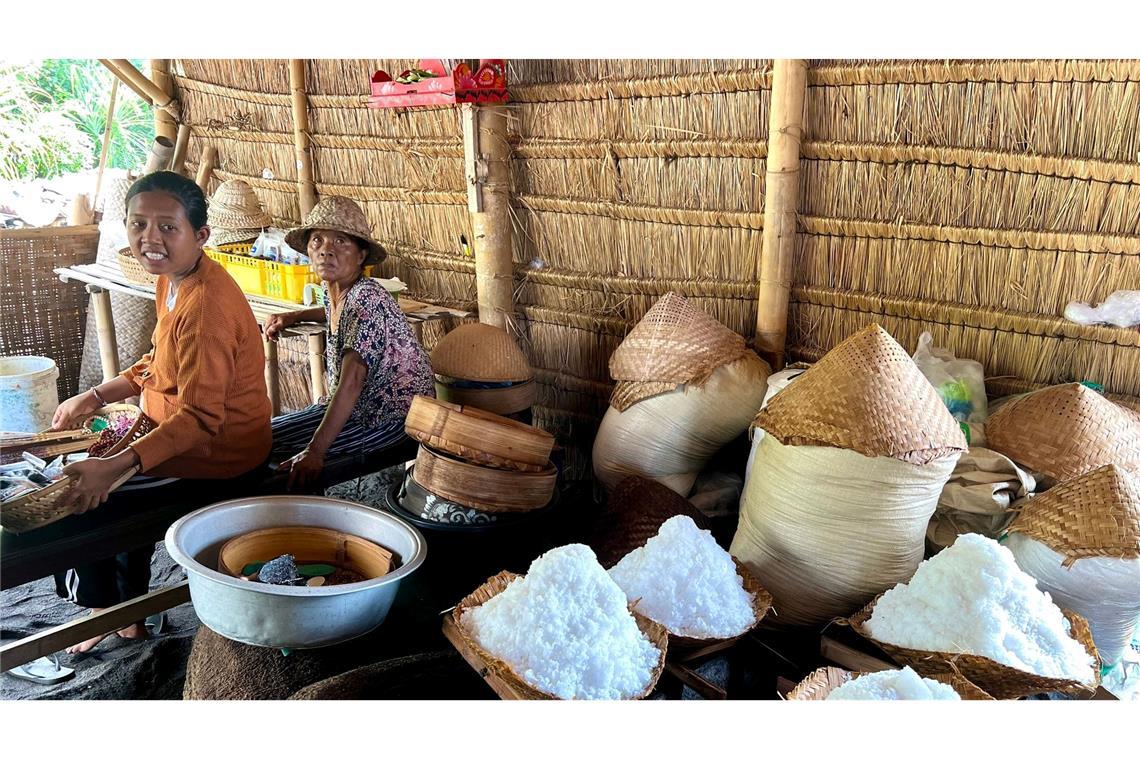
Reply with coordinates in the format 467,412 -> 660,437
206,180 -> 273,246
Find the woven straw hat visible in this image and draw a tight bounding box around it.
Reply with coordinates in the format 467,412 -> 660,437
431,322 -> 532,383
986,383 -> 1140,482
206,180 -> 272,246
1006,464 -> 1140,566
285,196 -> 386,265
609,292 -> 750,411
756,324 -> 967,465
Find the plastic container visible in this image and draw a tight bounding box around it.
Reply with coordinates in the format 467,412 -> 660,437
0,356 -> 59,433
264,260 -> 319,303
218,252 -> 266,296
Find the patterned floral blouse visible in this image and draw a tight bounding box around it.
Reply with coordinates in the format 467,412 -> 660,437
324,277 -> 435,430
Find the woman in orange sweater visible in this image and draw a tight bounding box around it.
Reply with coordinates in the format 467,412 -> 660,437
50,171 -> 271,652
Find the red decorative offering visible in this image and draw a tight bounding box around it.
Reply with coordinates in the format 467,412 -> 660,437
368,59 -> 508,109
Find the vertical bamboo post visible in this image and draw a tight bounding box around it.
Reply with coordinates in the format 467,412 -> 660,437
88,286 -> 121,380
307,333 -> 326,404
464,100 -> 514,330
755,59 -> 808,370
263,337 -> 281,416
289,60 -> 317,217
93,78 -> 119,208
195,146 -> 218,195
149,60 -> 178,142
170,123 -> 191,175
142,136 -> 176,175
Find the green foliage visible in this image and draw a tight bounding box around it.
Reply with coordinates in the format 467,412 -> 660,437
0,62 -> 91,180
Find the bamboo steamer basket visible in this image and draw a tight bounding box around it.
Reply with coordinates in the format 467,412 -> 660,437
218,526 -> 394,581
786,666 -> 993,700
0,405 -> 153,533
434,378 -> 536,416
664,559 -> 774,649
117,246 -> 159,286
846,594 -> 1101,700
414,443 -> 556,513
449,570 -> 669,700
404,395 -> 553,473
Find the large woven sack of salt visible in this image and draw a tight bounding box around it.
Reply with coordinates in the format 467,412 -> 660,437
592,292 -> 769,495
730,324 -> 967,627
1005,464 -> 1140,665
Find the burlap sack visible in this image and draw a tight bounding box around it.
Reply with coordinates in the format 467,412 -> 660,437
926,447 -> 1037,551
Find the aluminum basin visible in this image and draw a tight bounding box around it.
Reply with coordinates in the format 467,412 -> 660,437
165,495 -> 426,649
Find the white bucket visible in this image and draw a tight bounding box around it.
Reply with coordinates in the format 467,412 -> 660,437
0,356 -> 60,434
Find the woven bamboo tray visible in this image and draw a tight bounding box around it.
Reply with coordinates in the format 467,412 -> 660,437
786,666 -> 994,700
846,595 -> 1101,700
0,428 -> 101,465
444,570 -> 669,700
0,405 -> 152,534
414,443 -> 556,513
404,395 -> 553,472
664,560 -> 775,649
434,378 -> 537,416
116,247 -> 159,286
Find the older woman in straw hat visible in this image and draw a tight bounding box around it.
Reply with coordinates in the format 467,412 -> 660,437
205,179 -> 272,247
265,196 -> 434,490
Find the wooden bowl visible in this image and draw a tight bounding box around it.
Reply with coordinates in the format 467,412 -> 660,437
218,526 -> 395,581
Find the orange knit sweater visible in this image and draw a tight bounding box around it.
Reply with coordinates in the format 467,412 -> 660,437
120,255 -> 271,478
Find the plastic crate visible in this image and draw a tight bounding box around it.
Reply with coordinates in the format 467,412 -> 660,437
263,260 -> 317,304
218,252 -> 267,296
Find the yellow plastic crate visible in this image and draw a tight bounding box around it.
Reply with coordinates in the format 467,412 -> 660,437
217,252 -> 267,296
263,260 -> 318,303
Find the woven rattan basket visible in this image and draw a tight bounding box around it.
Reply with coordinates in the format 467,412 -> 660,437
448,570 -> 669,700
434,378 -> 536,416
0,404 -> 153,533
846,595 -> 1101,699
116,247 -> 158,286
987,383 -> 1140,483
1006,463 -> 1140,566
785,666 -> 993,700
431,323 -> 533,383
413,443 -> 556,513
755,324 -> 967,465
0,428 -> 100,465
404,395 -> 553,472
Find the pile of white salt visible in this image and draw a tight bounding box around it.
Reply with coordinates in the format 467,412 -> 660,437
460,544 -> 660,700
866,533 -> 1096,683
609,515 -> 756,638
827,667 -> 960,700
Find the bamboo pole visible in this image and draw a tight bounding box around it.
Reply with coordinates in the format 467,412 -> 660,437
195,145 -> 218,195
105,59 -> 181,121
142,135 -> 176,175
93,78 -> 119,208
149,59 -> 178,142
289,59 -> 318,217
97,59 -> 150,104
466,100 -> 514,331
755,59 -> 808,370
88,286 -> 121,380
170,122 -> 191,175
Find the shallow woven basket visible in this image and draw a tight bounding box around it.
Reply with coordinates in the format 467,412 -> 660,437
434,378 -> 537,416
0,405 -> 152,533
0,428 -> 101,465
756,324 -> 967,465
1006,463 -> 1140,566
846,594 -> 1101,700
431,323 -> 533,383
404,395 -> 553,472
786,666 -> 993,701
116,247 -> 158,286
986,383 -> 1140,482
414,443 -> 556,513
589,475 -> 712,569
663,559 -> 774,649
450,570 -> 669,700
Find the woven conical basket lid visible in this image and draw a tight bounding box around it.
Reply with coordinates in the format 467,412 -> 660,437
431,323 -> 533,383
608,292 -> 748,410
755,324 -> 967,465
987,384 -> 1140,482
1006,464 -> 1140,565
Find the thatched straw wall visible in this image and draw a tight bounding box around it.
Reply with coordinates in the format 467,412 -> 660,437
167,59 -> 1140,480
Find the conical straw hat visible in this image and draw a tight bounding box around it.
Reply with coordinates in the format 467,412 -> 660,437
207,180 -> 273,231
1006,464 -> 1140,566
755,324 -> 967,465
608,292 -> 749,411
986,383 -> 1140,482
431,322 -> 533,383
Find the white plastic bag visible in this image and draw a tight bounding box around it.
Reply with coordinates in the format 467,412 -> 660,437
912,332 -> 987,424
250,227 -> 305,264
1064,290 -> 1140,328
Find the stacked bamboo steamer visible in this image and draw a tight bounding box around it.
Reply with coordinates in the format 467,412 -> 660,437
430,323 -> 536,422
402,395 -> 557,521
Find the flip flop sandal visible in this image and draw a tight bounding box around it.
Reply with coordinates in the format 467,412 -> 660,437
144,613 -> 167,635
6,655 -> 75,686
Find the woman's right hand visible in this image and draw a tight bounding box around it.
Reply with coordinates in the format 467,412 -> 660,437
264,312 -> 299,342
52,390 -> 102,430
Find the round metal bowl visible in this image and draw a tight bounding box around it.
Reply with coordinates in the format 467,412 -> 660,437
165,495 -> 426,649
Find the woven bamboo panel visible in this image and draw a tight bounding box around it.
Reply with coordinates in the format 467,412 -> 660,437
1,226 -> 99,401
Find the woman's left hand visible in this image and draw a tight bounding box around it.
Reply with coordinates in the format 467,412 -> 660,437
61,454 -> 139,514
283,446 -> 327,492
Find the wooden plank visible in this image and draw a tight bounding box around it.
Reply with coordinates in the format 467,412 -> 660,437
820,636 -> 894,673
0,582 -> 190,672
441,614 -> 528,699
663,661 -> 727,700
678,637 -> 739,663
